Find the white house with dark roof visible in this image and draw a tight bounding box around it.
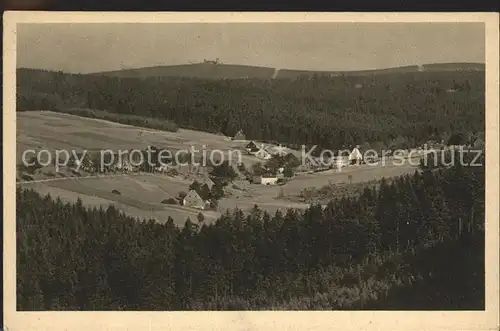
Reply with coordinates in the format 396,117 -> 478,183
183,190 -> 205,210
255,175 -> 279,185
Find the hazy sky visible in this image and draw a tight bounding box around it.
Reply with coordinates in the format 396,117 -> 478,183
17,23 -> 485,73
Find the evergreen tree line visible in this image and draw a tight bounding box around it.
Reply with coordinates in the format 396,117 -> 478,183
17,153 -> 485,310
17,68 -> 484,152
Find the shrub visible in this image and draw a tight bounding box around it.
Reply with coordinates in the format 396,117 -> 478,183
111,189 -> 121,195
277,178 -> 287,185
21,174 -> 34,181
209,199 -> 219,210
167,169 -> 179,176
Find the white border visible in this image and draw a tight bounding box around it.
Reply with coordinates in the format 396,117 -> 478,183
3,12 -> 499,331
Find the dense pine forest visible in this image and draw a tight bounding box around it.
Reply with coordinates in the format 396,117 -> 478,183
17,68 -> 484,151
17,153 -> 485,310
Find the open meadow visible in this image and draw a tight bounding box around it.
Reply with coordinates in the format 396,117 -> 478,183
16,110 -> 260,164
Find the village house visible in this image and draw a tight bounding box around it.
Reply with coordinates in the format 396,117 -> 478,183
199,177 -> 215,190
245,141 -> 260,154
232,129 -> 246,141
245,140 -> 257,150
183,190 -> 206,210
115,159 -> 134,173
472,137 -> 485,150
155,164 -> 169,173
348,146 -> 363,165
255,175 -> 279,185
253,148 -> 272,160
72,153 -> 96,172
331,156 -> 349,169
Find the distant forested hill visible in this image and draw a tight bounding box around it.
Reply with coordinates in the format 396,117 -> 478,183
92,62 -> 485,80
95,63 -> 276,79
17,66 -> 485,151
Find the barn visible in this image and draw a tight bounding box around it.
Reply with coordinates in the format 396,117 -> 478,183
200,177 -> 215,190
253,148 -> 272,160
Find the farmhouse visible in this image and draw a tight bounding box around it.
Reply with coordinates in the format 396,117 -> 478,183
255,175 -> 279,185
348,146 -> 363,165
331,156 -> 349,169
199,177 -> 215,190
72,153 -> 95,172
264,145 -> 280,156
183,190 -> 205,210
232,129 -> 246,141
245,141 -> 258,151
155,164 -> 169,173
115,160 -> 134,172
253,148 -> 272,160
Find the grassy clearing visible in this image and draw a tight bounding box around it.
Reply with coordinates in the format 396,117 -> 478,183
51,108 -> 179,132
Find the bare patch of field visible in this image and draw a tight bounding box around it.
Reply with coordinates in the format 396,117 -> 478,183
280,161 -> 420,197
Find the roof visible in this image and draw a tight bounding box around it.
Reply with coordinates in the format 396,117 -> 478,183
349,147 -> 363,160
260,175 -> 278,179
254,149 -> 271,159
233,130 -> 246,140
184,190 -> 204,205
245,141 -> 257,148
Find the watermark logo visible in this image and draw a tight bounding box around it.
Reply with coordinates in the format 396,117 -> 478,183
19,144 -> 483,175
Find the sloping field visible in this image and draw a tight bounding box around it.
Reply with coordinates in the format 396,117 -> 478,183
16,111 -> 261,166
281,161 -> 420,195
20,179 -> 218,226
16,111 -> 309,223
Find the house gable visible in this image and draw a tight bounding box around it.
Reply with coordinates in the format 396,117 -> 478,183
245,141 -> 257,150
233,130 -> 246,141
183,190 -> 205,209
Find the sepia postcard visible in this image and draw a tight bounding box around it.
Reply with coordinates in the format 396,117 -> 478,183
3,11 -> 499,331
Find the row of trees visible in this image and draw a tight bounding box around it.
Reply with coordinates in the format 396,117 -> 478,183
17,153 -> 485,310
17,68 -> 484,152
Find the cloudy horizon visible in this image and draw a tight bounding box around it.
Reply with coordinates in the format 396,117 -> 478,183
17,22 -> 485,74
